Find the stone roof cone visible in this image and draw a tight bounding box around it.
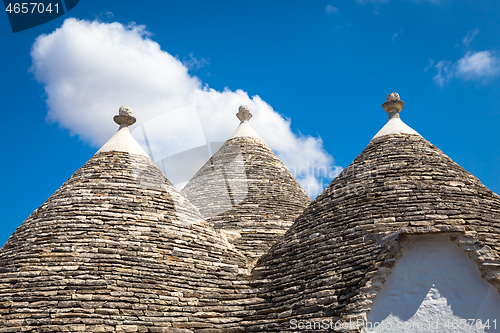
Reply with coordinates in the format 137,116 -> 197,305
0,106 -> 252,332
246,93 -> 500,331
181,105 -> 311,266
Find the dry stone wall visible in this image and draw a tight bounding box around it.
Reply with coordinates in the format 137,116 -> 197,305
245,134 -> 500,332
0,151 -> 259,333
182,137 -> 311,267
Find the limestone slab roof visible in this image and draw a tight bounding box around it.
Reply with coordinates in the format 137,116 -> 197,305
182,106 -> 311,266
0,107 -> 253,332
245,94 -> 500,332
3,97 -> 499,332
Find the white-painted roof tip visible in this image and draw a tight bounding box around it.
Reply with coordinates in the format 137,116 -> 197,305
372,117 -> 420,140
228,105 -> 264,141
372,92 -> 421,140
229,121 -> 263,140
95,106 -> 149,157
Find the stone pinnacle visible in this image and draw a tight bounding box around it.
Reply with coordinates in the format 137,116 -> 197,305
113,105 -> 137,128
236,105 -> 252,122
382,92 -> 405,119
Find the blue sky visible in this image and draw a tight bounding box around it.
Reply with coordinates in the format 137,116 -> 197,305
1,0 -> 500,246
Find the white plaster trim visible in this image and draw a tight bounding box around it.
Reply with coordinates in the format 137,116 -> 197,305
228,121 -> 263,140
96,126 -> 149,157
363,234 -> 500,333
372,117 -> 420,140
348,230 -> 500,331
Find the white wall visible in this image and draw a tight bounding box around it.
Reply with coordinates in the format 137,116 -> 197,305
364,234 -> 500,333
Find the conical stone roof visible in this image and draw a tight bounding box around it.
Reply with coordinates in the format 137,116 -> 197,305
181,105 -> 311,265
246,93 -> 500,331
0,106 -> 251,332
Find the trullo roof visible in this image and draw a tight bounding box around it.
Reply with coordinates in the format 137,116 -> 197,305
247,93 -> 500,331
181,105 -> 312,265
0,106 -> 251,332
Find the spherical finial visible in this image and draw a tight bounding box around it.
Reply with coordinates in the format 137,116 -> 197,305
382,92 -> 405,114
236,105 -> 252,122
114,105 -> 136,127
119,105 -> 133,117
386,92 -> 400,102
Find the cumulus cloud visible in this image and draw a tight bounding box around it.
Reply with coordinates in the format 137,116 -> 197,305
431,51 -> 500,87
326,5 -> 339,14
30,18 -> 337,197
31,19 -> 196,145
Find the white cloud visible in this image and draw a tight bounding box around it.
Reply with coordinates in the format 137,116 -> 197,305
456,51 -> 500,80
326,4 -> 339,14
415,0 -> 442,3
424,58 -> 434,72
30,18 -> 337,197
462,27 -> 480,46
432,51 -> 500,87
31,19 -> 197,145
182,52 -> 209,70
392,28 -> 403,41
355,0 -> 389,4
433,60 -> 453,87
356,0 -> 440,4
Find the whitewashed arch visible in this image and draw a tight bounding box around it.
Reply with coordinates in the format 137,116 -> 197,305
359,233 -> 500,333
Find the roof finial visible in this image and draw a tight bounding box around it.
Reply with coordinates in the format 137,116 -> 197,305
382,93 -> 405,119
236,105 -> 252,122
113,105 -> 136,129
